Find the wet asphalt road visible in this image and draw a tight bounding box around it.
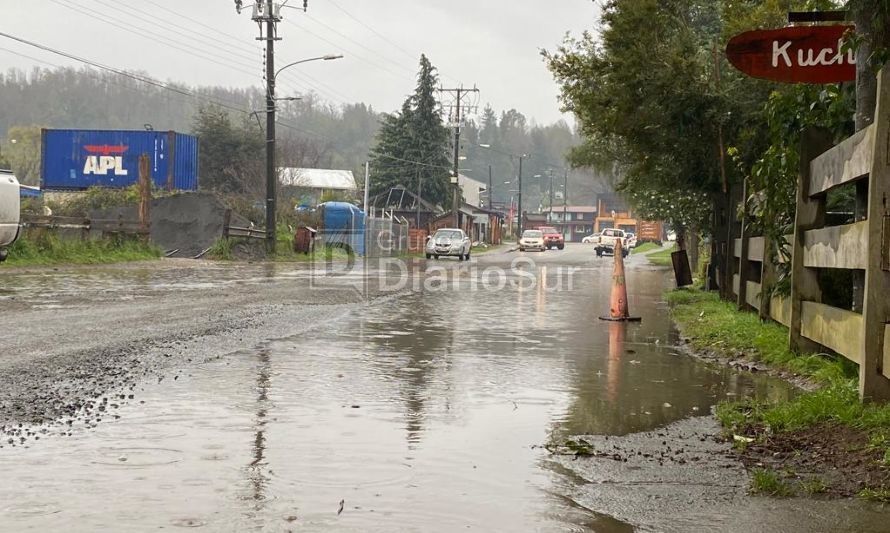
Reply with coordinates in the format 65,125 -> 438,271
1,245 -> 889,531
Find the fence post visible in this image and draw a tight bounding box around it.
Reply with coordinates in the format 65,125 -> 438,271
138,154 -> 151,237
222,209 -> 232,240
759,236 -> 776,321
860,67 -> 890,401
737,179 -> 751,310
789,128 -> 832,354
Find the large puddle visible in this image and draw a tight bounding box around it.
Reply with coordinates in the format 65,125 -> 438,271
1,253 -> 796,531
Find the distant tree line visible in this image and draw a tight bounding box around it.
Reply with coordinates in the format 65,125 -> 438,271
0,65 -> 610,208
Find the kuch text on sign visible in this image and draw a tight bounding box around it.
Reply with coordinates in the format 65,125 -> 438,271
725,25 -> 855,84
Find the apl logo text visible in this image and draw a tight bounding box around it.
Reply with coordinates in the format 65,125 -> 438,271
83,144 -> 129,176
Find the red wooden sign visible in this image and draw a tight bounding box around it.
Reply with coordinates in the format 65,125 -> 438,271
726,25 -> 855,84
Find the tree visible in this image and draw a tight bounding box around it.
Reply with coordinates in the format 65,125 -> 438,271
191,105 -> 263,194
544,0 -> 725,243
5,125 -> 42,186
369,55 -> 451,208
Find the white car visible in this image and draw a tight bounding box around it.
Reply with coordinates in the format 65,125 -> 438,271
582,232 -> 601,244
0,170 -> 20,262
519,229 -> 546,252
625,232 -> 638,249
426,228 -> 472,261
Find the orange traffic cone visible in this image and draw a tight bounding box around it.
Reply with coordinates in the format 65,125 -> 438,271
599,239 -> 641,322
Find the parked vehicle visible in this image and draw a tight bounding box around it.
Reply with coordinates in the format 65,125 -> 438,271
595,228 -> 629,258
539,226 -> 565,250
0,170 -> 21,262
426,228 -> 471,260
582,232 -> 600,244
625,232 -> 638,249
519,229 -> 546,252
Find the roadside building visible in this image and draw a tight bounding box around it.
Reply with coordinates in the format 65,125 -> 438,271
594,193 -> 637,234
542,205 -> 598,242
367,185 -> 443,228
593,193 -> 665,243
278,167 -> 357,206
522,212 -> 549,232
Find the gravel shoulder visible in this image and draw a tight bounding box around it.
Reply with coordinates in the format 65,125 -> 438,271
0,259 -> 385,434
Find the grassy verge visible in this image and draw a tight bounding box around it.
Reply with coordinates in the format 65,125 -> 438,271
647,244 -> 677,265
668,288 -> 890,499
3,234 -> 161,267
632,242 -> 660,254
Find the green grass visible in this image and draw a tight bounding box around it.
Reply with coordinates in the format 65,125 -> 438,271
671,288 -> 890,501
750,468 -> 794,497
3,234 -> 161,267
632,242 -> 660,254
666,289 -> 852,382
858,488 -> 890,503
647,244 -> 677,265
801,478 -> 828,495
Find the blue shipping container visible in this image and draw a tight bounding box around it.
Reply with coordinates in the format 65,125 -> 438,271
41,129 -> 199,191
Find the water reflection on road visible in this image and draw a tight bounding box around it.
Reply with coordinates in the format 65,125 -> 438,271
0,251 -> 793,531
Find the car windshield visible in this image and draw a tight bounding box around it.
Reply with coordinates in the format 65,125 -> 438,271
435,230 -> 462,239
540,227 -> 557,234
522,231 -> 543,238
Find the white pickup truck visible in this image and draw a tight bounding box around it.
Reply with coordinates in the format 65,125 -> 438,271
0,170 -> 21,262
594,228 -> 629,258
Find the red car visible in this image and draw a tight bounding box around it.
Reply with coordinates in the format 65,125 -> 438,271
539,226 -> 565,250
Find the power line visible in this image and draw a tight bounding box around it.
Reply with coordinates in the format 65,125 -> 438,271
324,0 -> 458,86
136,0 -> 355,104
327,0 -> 419,63
50,0 -> 264,82
57,0 -> 350,105
303,12 -> 418,78
0,31 -> 329,141
283,17 -> 415,84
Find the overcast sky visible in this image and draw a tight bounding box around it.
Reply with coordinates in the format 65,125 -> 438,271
0,0 -> 600,125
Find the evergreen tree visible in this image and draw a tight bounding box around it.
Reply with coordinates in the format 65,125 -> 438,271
369,55 -> 450,208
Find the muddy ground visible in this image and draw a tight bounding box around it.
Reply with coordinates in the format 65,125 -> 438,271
0,259 -> 370,438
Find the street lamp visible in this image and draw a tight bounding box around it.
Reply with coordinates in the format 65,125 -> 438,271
480,143 -> 529,235
262,52 -> 343,253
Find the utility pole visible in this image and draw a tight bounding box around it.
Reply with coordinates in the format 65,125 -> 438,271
363,161 -> 370,216
548,169 -> 554,223
517,155 -> 524,236
562,169 -> 568,240
487,165 -> 493,208
438,85 -> 479,228
243,0 -> 284,253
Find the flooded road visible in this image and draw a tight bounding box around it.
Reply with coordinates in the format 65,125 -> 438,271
1,246 -> 886,531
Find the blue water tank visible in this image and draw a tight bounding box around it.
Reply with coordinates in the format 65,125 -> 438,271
41,129 -> 199,191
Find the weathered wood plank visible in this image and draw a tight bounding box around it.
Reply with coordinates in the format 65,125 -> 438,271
732,274 -> 740,296
802,221 -> 868,269
733,238 -> 742,258
791,129 -> 832,354
748,237 -> 765,262
770,296 -> 791,327
800,301 -> 863,364
884,325 -> 890,380
860,67 -> 890,399
746,281 -> 762,310
809,124 -> 874,196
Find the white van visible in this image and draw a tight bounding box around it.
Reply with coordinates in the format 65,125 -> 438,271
0,170 -> 21,262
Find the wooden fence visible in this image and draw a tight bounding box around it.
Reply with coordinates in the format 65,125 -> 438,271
719,68 -> 890,401
21,214 -> 148,238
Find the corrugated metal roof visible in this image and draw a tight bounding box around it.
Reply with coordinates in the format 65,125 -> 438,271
278,167 -> 357,190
